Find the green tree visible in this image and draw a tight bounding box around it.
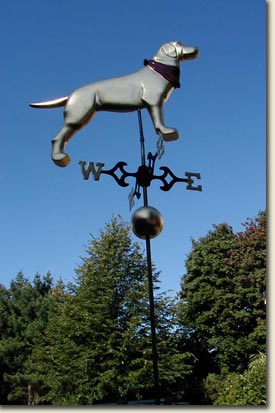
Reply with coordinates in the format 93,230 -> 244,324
177,211 -> 266,379
29,278 -> 77,404
213,352 -> 266,405
228,211 -> 266,361
0,272 -> 53,404
35,215 -> 196,404
0,283 -> 11,403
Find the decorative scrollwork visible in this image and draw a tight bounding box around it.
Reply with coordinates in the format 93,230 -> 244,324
79,148 -> 202,210
100,162 -> 135,187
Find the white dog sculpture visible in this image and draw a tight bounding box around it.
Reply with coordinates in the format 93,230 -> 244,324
30,41 -> 199,167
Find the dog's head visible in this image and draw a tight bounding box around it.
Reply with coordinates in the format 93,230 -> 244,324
153,41 -> 199,66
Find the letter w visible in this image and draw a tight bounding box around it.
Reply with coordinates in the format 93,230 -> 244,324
79,161 -> 105,180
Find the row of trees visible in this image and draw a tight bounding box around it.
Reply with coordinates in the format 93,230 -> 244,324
0,211 -> 266,405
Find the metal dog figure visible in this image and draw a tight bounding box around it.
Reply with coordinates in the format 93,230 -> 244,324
30,41 -> 199,167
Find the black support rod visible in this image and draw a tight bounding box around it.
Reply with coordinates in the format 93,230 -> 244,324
137,109 -> 160,405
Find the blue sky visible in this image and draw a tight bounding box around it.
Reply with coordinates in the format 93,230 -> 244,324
1,0 -> 266,295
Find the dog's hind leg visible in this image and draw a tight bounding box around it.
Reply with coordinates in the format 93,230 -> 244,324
147,105 -> 179,141
51,125 -> 79,167
51,91 -> 97,167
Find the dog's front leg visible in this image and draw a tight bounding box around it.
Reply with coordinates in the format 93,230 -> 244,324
147,105 -> 179,141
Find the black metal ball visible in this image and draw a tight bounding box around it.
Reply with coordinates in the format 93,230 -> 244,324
131,206 -> 163,239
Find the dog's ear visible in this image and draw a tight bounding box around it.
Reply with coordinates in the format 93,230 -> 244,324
161,43 -> 177,58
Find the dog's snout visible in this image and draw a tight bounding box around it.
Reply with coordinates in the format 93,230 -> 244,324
178,44 -> 199,60
192,47 -> 199,58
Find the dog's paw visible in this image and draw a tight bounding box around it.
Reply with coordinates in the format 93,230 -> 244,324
52,153 -> 71,167
161,129 -> 179,142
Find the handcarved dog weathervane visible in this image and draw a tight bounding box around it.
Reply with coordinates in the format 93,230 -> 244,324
30,41 -> 199,167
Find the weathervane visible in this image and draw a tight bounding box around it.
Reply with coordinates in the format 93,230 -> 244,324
30,41 -> 200,405
78,134 -> 202,212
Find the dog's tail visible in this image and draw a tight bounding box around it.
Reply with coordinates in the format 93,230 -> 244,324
29,96 -> 68,109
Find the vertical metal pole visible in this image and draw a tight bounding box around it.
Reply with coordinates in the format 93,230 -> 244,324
137,109 -> 148,205
137,109 -> 160,405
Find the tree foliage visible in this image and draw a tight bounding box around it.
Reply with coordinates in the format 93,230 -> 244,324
210,352 -> 266,405
31,215 -> 196,404
177,211 -> 266,377
0,272 -> 53,404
